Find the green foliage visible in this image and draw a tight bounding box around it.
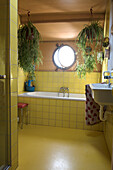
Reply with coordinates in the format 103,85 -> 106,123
76,21 -> 104,78
77,21 -> 103,49
18,21 -> 43,80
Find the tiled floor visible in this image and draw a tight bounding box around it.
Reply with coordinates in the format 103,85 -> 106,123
17,125 -> 111,170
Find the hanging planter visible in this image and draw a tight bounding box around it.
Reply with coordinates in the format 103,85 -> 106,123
76,20 -> 104,78
18,14 -> 43,80
77,21 -> 104,49
85,46 -> 92,53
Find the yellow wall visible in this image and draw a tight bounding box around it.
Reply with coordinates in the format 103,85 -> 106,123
10,0 -> 18,169
0,0 -> 18,169
103,0 -> 113,159
18,96 -> 104,131
18,68 -> 27,93
104,114 -> 113,157
34,72 -> 101,94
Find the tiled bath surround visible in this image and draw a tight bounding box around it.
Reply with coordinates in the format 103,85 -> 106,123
18,71 -> 103,131
18,96 -> 104,132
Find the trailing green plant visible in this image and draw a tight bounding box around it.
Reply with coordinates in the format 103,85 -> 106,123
76,21 -> 104,78
77,21 -> 103,49
18,21 -> 43,80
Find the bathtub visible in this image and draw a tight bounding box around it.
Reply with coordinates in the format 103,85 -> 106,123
18,91 -> 86,101
18,92 -> 103,131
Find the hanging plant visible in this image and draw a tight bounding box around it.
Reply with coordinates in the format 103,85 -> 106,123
18,20 -> 43,80
76,20 -> 104,78
77,21 -> 103,49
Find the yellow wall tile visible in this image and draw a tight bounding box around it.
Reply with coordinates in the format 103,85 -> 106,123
76,122 -> 84,129
11,119 -> 17,133
10,35 -> 17,51
62,107 -> 69,114
70,114 -> 76,122
56,106 -> 62,114
36,118 -> 42,125
42,119 -> 48,126
49,120 -> 55,126
49,113 -> 55,119
11,65 -> 17,79
43,99 -> 50,105
11,79 -> 17,92
11,105 -> 17,121
43,112 -> 49,119
56,120 -> 62,127
10,0 -> 18,9
63,114 -> 69,121
10,5 -> 17,24
43,106 -> 49,112
56,113 -> 62,120
63,121 -> 69,128
19,96 -> 102,132
34,72 -> 101,93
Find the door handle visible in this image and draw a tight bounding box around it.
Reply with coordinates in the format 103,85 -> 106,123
0,75 -> 6,79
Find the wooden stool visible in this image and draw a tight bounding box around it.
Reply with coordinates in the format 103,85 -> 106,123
18,103 -> 28,129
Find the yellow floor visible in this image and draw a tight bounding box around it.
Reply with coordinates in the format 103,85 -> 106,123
17,125 -> 111,170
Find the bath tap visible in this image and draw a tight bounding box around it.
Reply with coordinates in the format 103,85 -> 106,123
64,87 -> 69,97
58,87 -> 69,97
58,87 -> 65,97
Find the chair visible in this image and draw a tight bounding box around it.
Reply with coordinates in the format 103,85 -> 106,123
18,103 -> 28,129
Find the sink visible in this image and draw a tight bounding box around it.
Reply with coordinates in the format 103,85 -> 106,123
90,83 -> 113,105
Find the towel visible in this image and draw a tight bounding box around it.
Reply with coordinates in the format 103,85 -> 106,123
85,85 -> 101,125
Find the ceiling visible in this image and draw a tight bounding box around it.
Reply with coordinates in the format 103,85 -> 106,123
18,0 -> 107,41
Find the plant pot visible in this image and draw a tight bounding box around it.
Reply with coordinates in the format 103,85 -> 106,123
26,85 -> 35,92
85,46 -> 92,53
28,80 -> 33,86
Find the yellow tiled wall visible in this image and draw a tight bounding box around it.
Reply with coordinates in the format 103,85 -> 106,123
18,67 -> 27,93
18,96 -> 104,131
34,72 -> 101,93
102,0 -> 113,158
104,114 -> 113,157
10,0 -> 18,169
0,0 -> 18,169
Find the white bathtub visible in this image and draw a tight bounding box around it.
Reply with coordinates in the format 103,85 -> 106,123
18,91 -> 86,101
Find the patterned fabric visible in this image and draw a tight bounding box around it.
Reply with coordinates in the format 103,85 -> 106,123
85,85 -> 101,125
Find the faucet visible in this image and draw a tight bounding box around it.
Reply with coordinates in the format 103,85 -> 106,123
58,87 -> 65,97
103,71 -> 112,88
58,87 -> 69,97
64,87 -> 69,97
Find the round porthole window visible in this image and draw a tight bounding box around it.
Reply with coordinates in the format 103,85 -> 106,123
53,44 -> 76,70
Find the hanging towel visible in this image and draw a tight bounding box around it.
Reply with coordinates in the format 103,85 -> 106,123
85,84 -> 101,125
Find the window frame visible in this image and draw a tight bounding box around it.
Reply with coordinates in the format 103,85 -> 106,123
52,44 -> 76,70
